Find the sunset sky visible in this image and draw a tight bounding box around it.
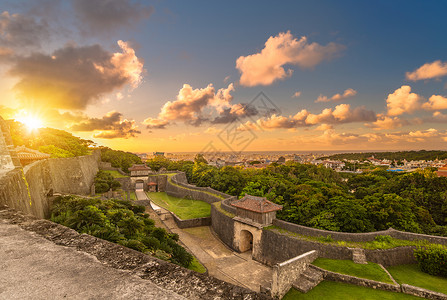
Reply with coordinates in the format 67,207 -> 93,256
1,0 -> 447,153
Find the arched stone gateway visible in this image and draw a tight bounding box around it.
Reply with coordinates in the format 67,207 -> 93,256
231,194 -> 283,259
240,230 -> 253,252
135,179 -> 144,191
233,221 -> 262,257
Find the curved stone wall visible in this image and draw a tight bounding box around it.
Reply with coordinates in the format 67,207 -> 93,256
0,151 -> 100,219
166,172 -> 229,204
272,219 -> 447,245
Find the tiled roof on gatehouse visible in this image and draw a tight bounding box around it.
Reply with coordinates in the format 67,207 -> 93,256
231,194 -> 282,213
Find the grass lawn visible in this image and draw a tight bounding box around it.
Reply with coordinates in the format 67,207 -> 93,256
312,258 -> 394,284
266,226 -> 441,250
387,264 -> 447,295
188,257 -> 207,273
102,170 -> 128,178
129,191 -> 137,201
282,281 -> 421,300
147,192 -> 210,219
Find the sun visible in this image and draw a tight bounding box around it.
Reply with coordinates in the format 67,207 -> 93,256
15,114 -> 44,132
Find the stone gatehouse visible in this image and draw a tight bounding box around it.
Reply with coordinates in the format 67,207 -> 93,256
231,195 -> 282,257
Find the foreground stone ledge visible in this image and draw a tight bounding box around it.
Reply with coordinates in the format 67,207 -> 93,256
0,206 -> 271,300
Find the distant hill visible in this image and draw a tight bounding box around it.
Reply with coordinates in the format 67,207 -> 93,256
7,120 -> 141,172
322,150 -> 447,162
8,120 -> 93,157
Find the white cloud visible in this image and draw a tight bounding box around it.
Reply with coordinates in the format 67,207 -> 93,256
236,31 -> 344,86
406,60 -> 447,81
315,88 -> 357,103
386,85 -> 423,116
422,95 -> 447,110
292,91 -> 302,98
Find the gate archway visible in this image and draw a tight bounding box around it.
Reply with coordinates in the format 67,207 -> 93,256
239,230 -> 253,253
135,179 -> 144,191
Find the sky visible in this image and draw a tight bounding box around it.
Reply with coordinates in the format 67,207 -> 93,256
1,0 -> 447,153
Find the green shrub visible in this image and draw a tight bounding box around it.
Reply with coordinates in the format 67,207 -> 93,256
374,235 -> 393,243
141,236 -> 161,251
317,235 -> 334,242
50,195 -> 194,269
414,246 -> 447,277
151,227 -> 167,242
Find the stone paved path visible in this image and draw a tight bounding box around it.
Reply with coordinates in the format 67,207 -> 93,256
146,202 -> 273,292
0,219 -> 185,300
135,189 -> 148,201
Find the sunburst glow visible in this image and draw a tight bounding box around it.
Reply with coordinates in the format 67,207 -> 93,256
15,114 -> 44,131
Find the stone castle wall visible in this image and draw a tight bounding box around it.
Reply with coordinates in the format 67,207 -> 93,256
273,219 -> 447,245
271,250 -> 318,299
210,202 -> 235,249
0,151 -> 100,219
166,172 -> 228,204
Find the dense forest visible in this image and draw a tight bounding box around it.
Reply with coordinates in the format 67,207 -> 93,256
100,147 -> 142,173
146,155 -> 447,237
323,150 -> 447,162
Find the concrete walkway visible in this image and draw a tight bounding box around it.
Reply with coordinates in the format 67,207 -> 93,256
135,189 -> 148,201
0,219 -> 185,300
146,204 -> 273,292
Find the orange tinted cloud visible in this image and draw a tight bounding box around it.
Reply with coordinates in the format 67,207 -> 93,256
70,111 -> 140,139
406,60 -> 447,81
422,95 -> 447,110
236,31 -> 344,86
386,85 -> 422,116
143,83 -> 251,128
238,104 -> 376,130
9,40 -> 144,110
316,88 -> 357,103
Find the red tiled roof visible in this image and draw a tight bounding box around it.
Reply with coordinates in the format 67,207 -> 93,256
231,194 -> 282,213
15,146 -> 50,160
128,164 -> 151,171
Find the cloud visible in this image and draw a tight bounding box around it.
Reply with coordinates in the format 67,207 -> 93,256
0,11 -> 50,53
238,104 -> 376,130
0,105 -> 18,119
422,95 -> 447,110
70,111 -> 140,139
315,124 -> 333,131
236,31 -> 344,86
71,0 -> 153,35
211,103 -> 258,124
386,85 -> 423,116
157,84 -> 217,122
8,40 -> 143,110
144,83 -> 244,128
315,88 -> 357,103
142,118 -> 169,129
292,91 -> 302,98
406,60 -> 447,81
366,115 -> 408,130
423,111 -> 447,124
205,127 -> 220,135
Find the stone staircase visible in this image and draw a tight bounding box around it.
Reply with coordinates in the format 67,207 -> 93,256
352,248 -> 368,264
292,267 -> 324,293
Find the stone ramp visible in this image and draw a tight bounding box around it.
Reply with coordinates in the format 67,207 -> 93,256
292,267 -> 323,293
0,218 -> 185,300
0,207 -> 271,300
352,248 -> 368,264
135,190 -> 148,201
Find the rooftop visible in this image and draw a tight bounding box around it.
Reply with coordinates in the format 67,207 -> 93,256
15,146 -> 50,161
231,194 -> 282,213
128,164 -> 151,171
